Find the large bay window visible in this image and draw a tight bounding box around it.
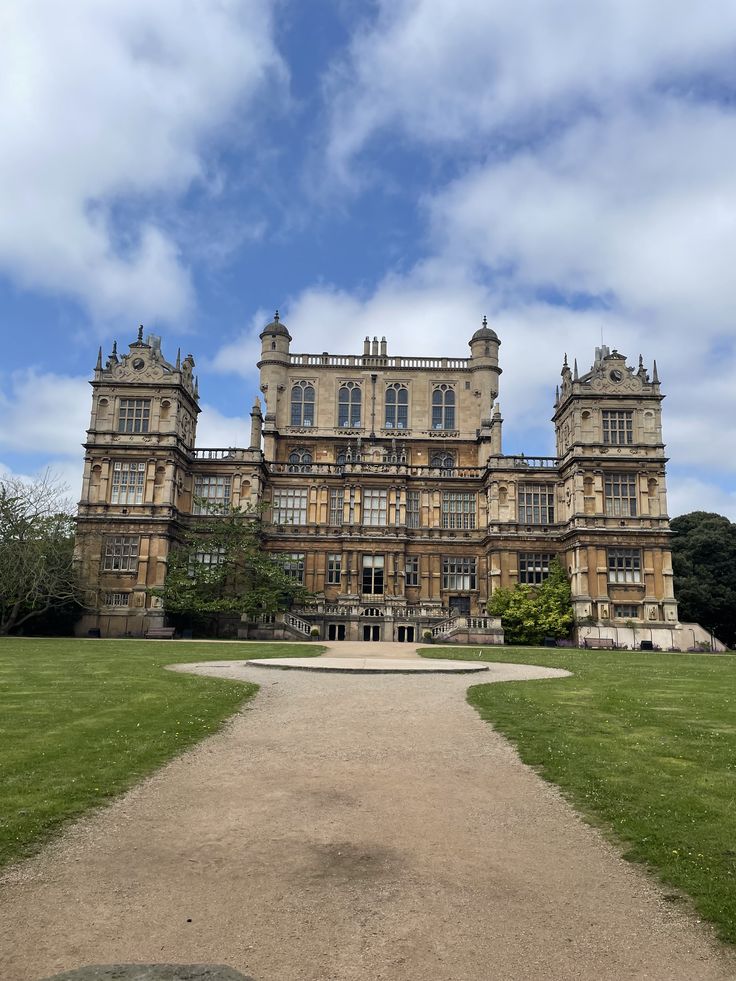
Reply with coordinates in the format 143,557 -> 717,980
272,488 -> 308,524
193,475 -> 231,514
442,556 -> 476,590
608,548 -> 642,583
111,461 -> 146,505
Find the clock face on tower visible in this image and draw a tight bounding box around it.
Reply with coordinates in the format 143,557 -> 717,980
609,368 -> 624,382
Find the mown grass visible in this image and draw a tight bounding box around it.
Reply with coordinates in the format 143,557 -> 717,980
0,637 -> 322,869
420,645 -> 736,943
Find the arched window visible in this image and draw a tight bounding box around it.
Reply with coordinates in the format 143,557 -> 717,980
290,382 -> 315,427
432,384 -> 455,430
338,382 -> 361,427
385,384 -> 409,429
287,448 -> 313,472
431,452 -> 455,474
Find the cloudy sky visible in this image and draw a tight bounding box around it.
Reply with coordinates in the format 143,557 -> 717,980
2,1 -> 735,517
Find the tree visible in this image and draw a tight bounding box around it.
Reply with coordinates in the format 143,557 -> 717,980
156,503 -> 307,632
0,472 -> 82,635
670,511 -> 736,648
487,560 -> 574,645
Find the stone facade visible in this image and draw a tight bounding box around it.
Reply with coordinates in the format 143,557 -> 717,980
75,315 -> 685,645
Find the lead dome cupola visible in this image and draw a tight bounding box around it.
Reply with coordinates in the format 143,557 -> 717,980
259,310 -> 292,340
471,315 -> 498,343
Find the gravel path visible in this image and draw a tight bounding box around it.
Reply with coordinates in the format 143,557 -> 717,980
1,653 -> 734,981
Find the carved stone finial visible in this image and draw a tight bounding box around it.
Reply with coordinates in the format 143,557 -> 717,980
652,359 -> 660,384
175,348 -> 181,369
482,314 -> 488,328
95,347 -> 102,371
274,309 -> 280,323
137,324 -> 144,342
573,358 -> 579,381
112,340 -> 118,356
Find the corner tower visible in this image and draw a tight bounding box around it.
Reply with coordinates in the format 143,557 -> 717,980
75,327 -> 200,636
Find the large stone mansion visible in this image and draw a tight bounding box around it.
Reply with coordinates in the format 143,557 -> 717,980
75,314 -> 694,646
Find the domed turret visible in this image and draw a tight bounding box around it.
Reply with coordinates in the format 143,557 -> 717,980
470,315 -> 499,344
258,309 -> 292,361
259,309 -> 292,342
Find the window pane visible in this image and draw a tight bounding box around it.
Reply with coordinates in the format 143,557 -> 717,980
272,488 -> 308,524
111,461 -> 146,505
193,475 -> 232,515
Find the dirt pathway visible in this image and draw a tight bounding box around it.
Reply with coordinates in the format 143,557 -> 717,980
1,655 -> 734,981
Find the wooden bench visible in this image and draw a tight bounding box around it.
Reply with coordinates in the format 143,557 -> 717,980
583,637 -> 616,649
145,627 -> 176,640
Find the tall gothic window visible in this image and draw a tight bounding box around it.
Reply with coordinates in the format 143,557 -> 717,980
385,384 -> 408,429
431,385 -> 455,430
338,382 -> 361,427
290,382 -> 315,427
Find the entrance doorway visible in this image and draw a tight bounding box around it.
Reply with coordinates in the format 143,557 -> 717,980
327,623 -> 346,641
363,624 -> 380,641
396,625 -> 415,642
449,595 -> 470,616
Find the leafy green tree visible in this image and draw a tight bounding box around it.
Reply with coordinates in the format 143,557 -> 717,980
0,472 -> 81,635
670,511 -> 736,648
487,559 -> 574,645
156,503 -> 307,632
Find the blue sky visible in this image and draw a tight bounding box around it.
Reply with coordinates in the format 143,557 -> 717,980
2,1 -> 736,518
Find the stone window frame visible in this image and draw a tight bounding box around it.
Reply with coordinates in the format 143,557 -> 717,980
102,535 -> 139,573
337,380 -> 362,428
406,490 -> 421,528
272,487 -> 308,525
326,552 -> 342,585
290,380 -> 316,427
604,473 -> 638,516
431,383 -> 456,431
518,483 -> 556,524
117,398 -> 151,434
287,447 -> 313,472
103,591 -> 130,607
607,547 -> 642,584
192,474 -> 232,515
441,491 -> 477,530
329,488 -> 344,526
518,552 -> 555,584
279,552 -> 305,584
384,383 -> 409,430
442,556 -> 477,591
602,410 -> 634,446
110,460 -> 146,505
361,554 -> 385,594
362,488 -> 388,527
404,556 -> 420,586
614,603 -> 641,619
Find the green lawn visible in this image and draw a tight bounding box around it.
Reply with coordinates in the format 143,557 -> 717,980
0,637 -> 321,869
421,645 -> 736,943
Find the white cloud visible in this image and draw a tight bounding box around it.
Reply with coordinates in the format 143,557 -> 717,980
197,403 -> 250,448
325,0 -> 736,173
429,102 -> 736,331
0,1 -> 285,322
667,475 -> 736,522
0,369 -> 90,457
